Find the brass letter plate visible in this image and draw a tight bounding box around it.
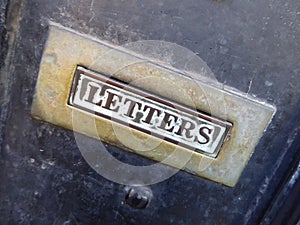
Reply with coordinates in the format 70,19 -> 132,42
31,24 -> 276,186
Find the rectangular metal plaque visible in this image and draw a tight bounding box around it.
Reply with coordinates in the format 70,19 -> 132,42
69,67 -> 232,158
31,24 -> 276,186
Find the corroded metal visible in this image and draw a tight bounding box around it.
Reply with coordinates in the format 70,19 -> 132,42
31,24 -> 276,187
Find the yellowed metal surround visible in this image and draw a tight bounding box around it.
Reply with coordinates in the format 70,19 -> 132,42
31,24 -> 276,187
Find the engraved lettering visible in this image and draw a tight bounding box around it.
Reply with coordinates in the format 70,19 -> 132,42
158,112 -> 178,132
175,118 -> 196,139
141,105 -> 161,125
70,67 -> 232,158
124,98 -> 142,118
102,90 -> 123,112
195,126 -> 213,145
84,84 -> 100,103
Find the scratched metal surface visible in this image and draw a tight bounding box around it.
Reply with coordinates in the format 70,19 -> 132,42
0,0 -> 299,224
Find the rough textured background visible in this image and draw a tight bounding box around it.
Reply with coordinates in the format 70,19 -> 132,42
0,0 -> 299,224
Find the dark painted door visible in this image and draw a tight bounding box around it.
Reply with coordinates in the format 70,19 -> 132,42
0,0 -> 299,224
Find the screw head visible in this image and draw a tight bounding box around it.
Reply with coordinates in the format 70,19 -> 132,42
125,187 -> 151,209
